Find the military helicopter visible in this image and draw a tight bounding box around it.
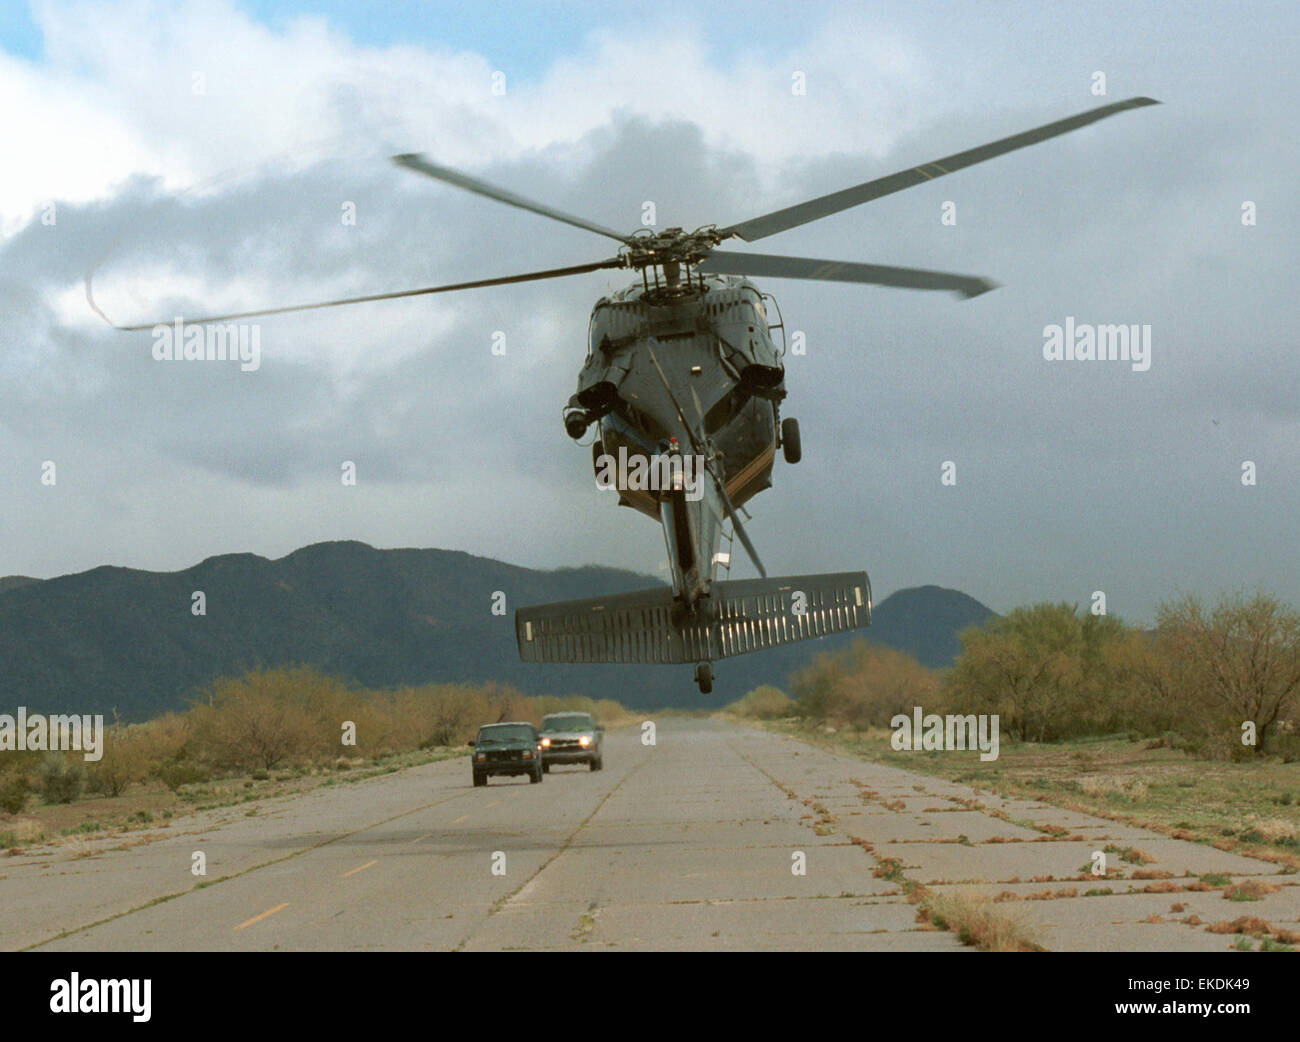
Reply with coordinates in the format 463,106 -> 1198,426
94,96 -> 1157,694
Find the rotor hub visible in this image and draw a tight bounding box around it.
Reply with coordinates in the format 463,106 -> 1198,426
621,226 -> 724,273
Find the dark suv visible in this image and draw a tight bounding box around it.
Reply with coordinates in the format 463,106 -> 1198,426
538,712 -> 603,772
471,722 -> 544,786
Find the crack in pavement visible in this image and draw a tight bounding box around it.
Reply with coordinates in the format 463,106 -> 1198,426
451,750 -> 653,951
22,786 -> 478,951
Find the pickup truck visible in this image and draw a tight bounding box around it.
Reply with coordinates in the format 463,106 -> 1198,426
470,722 -> 544,786
537,712 -> 603,772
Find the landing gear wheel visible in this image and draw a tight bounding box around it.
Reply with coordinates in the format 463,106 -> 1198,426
530,765 -> 543,783
695,662 -> 714,695
781,417 -> 802,464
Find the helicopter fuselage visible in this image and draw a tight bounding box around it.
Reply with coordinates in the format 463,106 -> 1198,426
564,274 -> 788,613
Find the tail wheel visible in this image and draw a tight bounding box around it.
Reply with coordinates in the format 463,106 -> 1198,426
781,418 -> 802,464
695,662 -> 714,695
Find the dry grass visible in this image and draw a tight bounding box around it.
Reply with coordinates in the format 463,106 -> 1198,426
62,835 -> 98,860
1223,880 -> 1280,901
1244,817 -> 1300,844
1078,774 -> 1150,800
919,892 -> 1047,952
872,857 -> 904,881
771,726 -> 1300,870
0,816 -> 46,853
1206,916 -> 1273,936
1205,914 -> 1299,948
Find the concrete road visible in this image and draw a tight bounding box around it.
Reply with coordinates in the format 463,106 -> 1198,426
4,719 -> 1295,951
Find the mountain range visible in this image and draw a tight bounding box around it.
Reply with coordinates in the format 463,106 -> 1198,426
0,541 -> 995,718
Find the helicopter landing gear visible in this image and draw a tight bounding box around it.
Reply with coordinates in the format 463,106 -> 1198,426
694,662 -> 714,695
781,417 -> 802,464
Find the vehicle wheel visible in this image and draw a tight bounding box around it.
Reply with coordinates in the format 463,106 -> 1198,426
472,771 -> 486,787
530,766 -> 543,783
695,662 -> 713,695
542,762 -> 550,774
781,417 -> 802,464
591,756 -> 603,771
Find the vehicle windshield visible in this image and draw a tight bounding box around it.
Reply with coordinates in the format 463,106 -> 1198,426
541,714 -> 593,731
476,724 -> 535,743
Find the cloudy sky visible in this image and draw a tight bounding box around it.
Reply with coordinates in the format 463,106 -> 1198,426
1,0 -> 1295,625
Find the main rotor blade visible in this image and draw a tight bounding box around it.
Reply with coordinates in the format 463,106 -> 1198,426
719,96 -> 1160,242
392,153 -> 631,245
697,251 -> 997,299
94,257 -> 626,331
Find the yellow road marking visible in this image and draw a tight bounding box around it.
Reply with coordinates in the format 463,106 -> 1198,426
451,814 -> 470,824
486,801 -> 501,810
235,903 -> 288,931
341,859 -> 377,878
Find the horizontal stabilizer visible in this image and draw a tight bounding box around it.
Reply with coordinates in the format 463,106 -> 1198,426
516,572 -> 871,665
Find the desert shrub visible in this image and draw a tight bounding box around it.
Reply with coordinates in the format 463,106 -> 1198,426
791,640 -> 940,729
729,685 -> 795,719
87,723 -> 155,797
190,666 -> 353,770
1154,591 -> 1300,756
38,754 -> 86,804
154,759 -> 210,791
0,773 -> 29,814
945,605 -> 1133,742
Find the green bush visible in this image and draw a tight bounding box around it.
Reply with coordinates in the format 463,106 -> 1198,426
0,774 -> 29,815
39,754 -> 86,804
154,759 -> 209,792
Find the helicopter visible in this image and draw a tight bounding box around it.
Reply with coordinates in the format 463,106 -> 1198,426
93,96 -> 1158,694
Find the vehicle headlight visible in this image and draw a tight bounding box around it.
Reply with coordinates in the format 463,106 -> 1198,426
579,735 -> 591,747
475,753 -> 486,761
540,737 -> 551,748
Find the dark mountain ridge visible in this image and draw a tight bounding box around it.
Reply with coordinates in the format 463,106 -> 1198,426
0,541 -> 995,718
